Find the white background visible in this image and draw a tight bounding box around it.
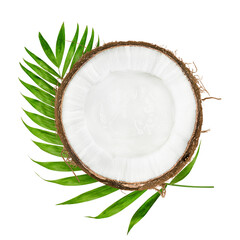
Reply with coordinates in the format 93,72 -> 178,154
1,0 -> 239,239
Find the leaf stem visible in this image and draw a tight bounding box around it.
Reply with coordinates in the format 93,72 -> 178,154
166,183 -> 214,188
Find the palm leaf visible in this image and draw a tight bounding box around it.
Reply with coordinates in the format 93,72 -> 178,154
22,95 -> 55,118
22,120 -> 62,145
33,141 -> 63,157
84,28 -> 94,53
127,191 -> 161,234
58,185 -> 118,205
32,159 -> 81,172
43,174 -> 97,186
20,63 -> 56,95
96,36 -> 100,47
55,23 -> 65,68
39,32 -> 58,67
89,190 -> 146,219
62,24 -> 79,77
166,183 -> 214,188
171,144 -> 201,184
71,26 -> 88,68
25,48 -> 60,77
23,59 -> 59,85
23,109 -> 57,131
20,79 -> 55,106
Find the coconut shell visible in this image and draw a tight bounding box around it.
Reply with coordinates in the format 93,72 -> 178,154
55,41 -> 203,191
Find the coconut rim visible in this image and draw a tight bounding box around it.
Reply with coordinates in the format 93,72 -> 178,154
55,41 -> 203,191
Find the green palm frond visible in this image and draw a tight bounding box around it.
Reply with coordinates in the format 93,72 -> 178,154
23,59 -> 59,85
38,32 -> 58,67
31,159 -> 81,172
57,185 -> 118,205
55,23 -> 65,68
21,23 -> 99,152
84,28 -> 94,53
22,95 -> 55,118
20,23 -> 211,234
170,144 -> 200,184
33,141 -> 63,157
23,109 -> 57,131
96,36 -> 100,48
127,191 -> 160,234
41,174 -> 97,186
20,79 -> 55,106
89,190 -> 146,219
25,47 -> 61,78
71,26 -> 88,68
22,120 -> 62,145
20,63 -> 56,95
62,24 -> 79,77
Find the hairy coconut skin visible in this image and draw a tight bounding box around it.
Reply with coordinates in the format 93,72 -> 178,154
55,41 -> 203,191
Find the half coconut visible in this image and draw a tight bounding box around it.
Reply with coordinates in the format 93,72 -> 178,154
55,41 -> 202,190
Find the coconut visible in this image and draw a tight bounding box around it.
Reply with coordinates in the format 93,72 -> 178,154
55,41 -> 202,191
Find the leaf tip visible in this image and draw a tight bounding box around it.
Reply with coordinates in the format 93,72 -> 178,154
23,58 -> 28,64
20,93 -> 26,98
34,172 -> 45,181
85,216 -> 95,219
56,201 -> 65,206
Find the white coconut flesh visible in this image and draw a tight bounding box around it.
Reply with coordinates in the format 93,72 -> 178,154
61,45 -> 197,183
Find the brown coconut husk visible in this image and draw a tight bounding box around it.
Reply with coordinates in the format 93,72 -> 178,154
55,41 -> 203,191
